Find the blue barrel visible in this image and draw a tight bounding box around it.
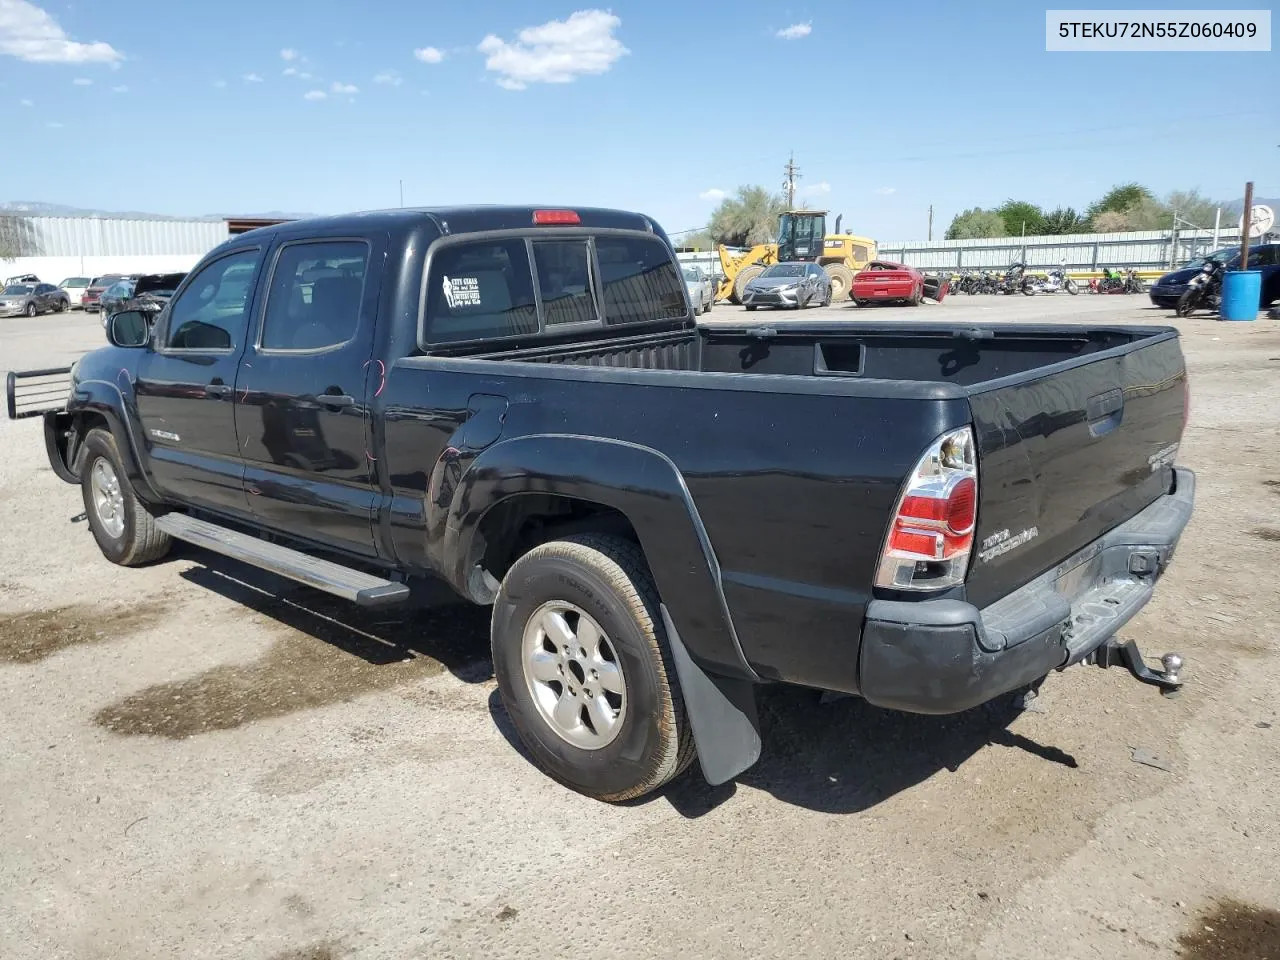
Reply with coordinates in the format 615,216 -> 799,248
1221,269 -> 1262,321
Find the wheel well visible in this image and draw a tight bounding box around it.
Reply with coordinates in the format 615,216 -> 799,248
473,494 -> 640,587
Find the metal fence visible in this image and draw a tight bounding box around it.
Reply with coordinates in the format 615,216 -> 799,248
873,228 -> 1255,274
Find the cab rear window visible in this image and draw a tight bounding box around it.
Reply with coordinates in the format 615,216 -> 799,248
422,232 -> 687,346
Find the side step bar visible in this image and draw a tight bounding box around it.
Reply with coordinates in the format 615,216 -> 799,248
154,513 -> 409,607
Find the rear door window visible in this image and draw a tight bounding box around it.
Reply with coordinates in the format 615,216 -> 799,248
423,239 -> 539,344
593,235 -> 686,326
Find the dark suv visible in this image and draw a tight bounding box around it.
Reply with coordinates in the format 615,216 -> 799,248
1149,244 -> 1280,309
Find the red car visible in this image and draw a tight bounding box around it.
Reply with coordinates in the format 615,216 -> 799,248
81,274 -> 126,313
851,261 -> 948,306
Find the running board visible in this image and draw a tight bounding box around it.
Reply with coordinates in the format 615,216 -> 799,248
154,514 -> 409,607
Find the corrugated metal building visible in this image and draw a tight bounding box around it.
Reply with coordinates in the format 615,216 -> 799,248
0,215 -> 292,283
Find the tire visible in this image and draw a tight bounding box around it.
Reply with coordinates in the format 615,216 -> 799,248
732,265 -> 764,306
1175,290 -> 1196,318
1065,279 -> 1079,295
25,301 -> 37,317
744,304 -> 757,311
491,534 -> 696,802
823,263 -> 855,302
80,428 -> 172,566
1021,280 -> 1037,296
909,285 -> 923,306
57,298 -> 67,312
821,285 -> 832,307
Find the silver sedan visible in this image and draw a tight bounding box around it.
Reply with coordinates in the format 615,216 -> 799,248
0,282 -> 70,318
683,267 -> 714,315
742,262 -> 832,311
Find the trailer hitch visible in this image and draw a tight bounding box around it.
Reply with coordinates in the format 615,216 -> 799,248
1090,639 -> 1184,695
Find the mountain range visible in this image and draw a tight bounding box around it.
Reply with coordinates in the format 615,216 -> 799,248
0,201 -> 319,221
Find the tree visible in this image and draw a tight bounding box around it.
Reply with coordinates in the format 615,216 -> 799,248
675,229 -> 714,251
945,207 -> 1008,240
1086,183 -> 1154,227
0,216 -> 38,260
1092,210 -> 1131,233
996,199 -> 1044,237
708,185 -> 786,247
1166,189 -> 1219,229
1040,206 -> 1088,234
1122,195 -> 1173,230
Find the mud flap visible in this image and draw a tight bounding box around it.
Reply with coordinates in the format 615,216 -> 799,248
661,604 -> 761,786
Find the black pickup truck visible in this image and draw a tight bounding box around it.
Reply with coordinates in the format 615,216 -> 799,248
6,206 -> 1195,801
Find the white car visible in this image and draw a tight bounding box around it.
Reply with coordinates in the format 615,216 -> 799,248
59,276 -> 91,309
682,267 -> 714,315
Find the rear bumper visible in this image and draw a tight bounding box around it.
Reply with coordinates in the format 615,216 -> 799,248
852,281 -> 914,300
859,467 -> 1195,714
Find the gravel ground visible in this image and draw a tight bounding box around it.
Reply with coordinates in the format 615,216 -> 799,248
2,295 -> 1278,960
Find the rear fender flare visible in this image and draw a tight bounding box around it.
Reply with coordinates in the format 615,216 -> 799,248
445,433 -> 758,682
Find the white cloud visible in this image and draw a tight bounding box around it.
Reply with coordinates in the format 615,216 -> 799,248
373,70 -> 402,86
212,79 -> 227,88
413,46 -> 444,63
303,89 -> 326,100
45,120 -> 61,128
110,84 -> 127,93
280,47 -> 299,61
477,9 -> 627,91
0,0 -> 122,64
72,76 -> 91,85
699,188 -> 726,201
330,81 -> 358,95
243,72 -> 263,83
873,186 -> 897,195
802,181 -> 831,196
20,97 -> 32,105
283,66 -> 313,79
776,22 -> 812,40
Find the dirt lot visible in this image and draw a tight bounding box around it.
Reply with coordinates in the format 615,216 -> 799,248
2,297 -> 1278,960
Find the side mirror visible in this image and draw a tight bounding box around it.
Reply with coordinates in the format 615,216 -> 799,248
107,310 -> 151,348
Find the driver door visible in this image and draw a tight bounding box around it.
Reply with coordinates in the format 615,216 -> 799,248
133,245 -> 266,516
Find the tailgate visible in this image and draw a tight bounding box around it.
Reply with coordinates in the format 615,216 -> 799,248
964,331 -> 1186,608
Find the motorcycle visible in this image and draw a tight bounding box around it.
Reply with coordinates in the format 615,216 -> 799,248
1123,268 -> 1145,295
1175,258 -> 1226,318
1029,261 -> 1079,295
997,262 -> 1037,296
1092,267 -> 1128,294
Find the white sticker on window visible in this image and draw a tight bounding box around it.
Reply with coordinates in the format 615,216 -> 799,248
443,275 -> 481,309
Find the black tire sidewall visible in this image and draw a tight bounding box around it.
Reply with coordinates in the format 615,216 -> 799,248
81,430 -> 137,564
492,548 -> 674,799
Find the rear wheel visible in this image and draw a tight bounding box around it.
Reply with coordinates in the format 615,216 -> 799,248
824,263 -> 855,302
1065,279 -> 1079,295
80,428 -> 172,566
1175,290 -> 1197,318
491,534 -> 696,802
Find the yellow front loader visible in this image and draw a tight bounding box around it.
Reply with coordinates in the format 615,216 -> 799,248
714,211 -> 877,304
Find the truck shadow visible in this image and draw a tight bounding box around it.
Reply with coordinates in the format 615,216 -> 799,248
488,684 -> 1076,817
171,545 -> 493,684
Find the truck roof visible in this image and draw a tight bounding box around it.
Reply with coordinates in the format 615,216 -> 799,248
232,206 -> 669,243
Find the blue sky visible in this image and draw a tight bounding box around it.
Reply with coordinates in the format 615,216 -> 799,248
0,0 -> 1275,240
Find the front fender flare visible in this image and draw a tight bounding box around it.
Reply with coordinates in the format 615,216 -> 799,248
445,433 -> 757,682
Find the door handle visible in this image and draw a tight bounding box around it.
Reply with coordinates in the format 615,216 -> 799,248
318,393 -> 355,409
205,382 -> 232,398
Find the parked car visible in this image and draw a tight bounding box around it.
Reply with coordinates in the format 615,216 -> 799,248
6,205 -> 1194,803
81,275 -> 127,313
851,260 -> 931,306
59,276 -> 91,309
1149,244 -> 1280,309
741,262 -> 831,310
0,281 -> 69,317
682,266 -> 713,314
98,272 -> 187,328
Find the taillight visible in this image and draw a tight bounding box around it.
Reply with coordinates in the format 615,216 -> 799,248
533,209 -> 581,225
875,426 -> 978,591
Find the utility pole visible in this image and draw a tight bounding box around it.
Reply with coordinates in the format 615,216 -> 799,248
783,152 -> 799,209
1240,180 -> 1254,267
927,205 -> 933,242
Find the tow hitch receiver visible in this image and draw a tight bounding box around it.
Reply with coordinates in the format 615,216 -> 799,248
1090,639 -> 1184,695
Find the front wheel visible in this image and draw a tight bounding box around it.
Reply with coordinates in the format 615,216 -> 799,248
1065,279 -> 1079,295
25,302 -> 37,317
80,428 -> 172,566
1175,290 -> 1198,318
491,534 -> 696,802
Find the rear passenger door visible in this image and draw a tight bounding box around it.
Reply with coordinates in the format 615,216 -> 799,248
234,235 -> 385,558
